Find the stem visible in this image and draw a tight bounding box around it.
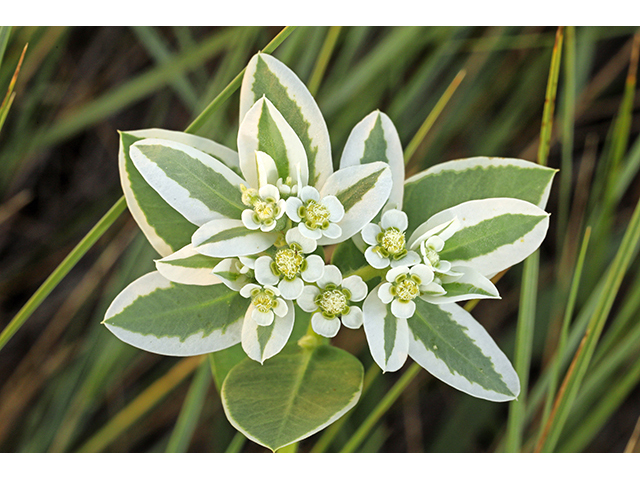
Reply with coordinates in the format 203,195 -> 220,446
0,196 -> 126,352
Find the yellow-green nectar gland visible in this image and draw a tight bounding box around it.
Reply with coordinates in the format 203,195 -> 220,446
275,247 -> 304,280
253,199 -> 278,223
304,200 -> 330,229
394,278 -> 420,302
252,290 -> 277,313
319,290 -> 348,316
381,228 -> 406,255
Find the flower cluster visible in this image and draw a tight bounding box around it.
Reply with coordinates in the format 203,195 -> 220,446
106,51 -> 554,403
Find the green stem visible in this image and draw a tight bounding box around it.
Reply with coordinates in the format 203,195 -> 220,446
340,362 -> 422,453
0,196 -> 126,352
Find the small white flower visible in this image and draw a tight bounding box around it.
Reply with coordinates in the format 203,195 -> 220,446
254,227 -> 325,300
285,185 -> 345,241
240,183 -> 286,232
378,264 -> 445,319
239,283 -> 288,326
297,265 -> 368,338
362,209 -> 420,269
408,217 -> 461,274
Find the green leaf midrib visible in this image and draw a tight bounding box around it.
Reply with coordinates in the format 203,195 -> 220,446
410,299 -> 513,396
336,168 -> 385,213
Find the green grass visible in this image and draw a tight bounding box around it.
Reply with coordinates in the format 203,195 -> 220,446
1,26 -> 640,453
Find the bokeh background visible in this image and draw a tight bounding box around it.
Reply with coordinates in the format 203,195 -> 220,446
1,26 -> 640,452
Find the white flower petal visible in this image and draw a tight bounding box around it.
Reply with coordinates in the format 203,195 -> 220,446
410,263 -> 435,285
278,277 -> 304,300
390,250 -> 420,268
254,256 -> 279,286
361,223 -> 382,246
322,222 -> 342,239
311,312 -> 341,338
300,185 -> 320,202
297,285 -> 320,312
317,264 -> 343,289
342,275 -> 368,302
377,282 -> 394,304
365,246 -> 391,269
301,255 -> 325,283
381,209 -> 408,231
386,265 -> 409,282
252,307 -> 274,326
275,199 -> 287,219
433,260 -> 452,274
286,196 -> 303,222
260,220 -> 277,232
426,235 -> 445,252
241,209 -> 261,230
272,298 -> 289,317
341,306 -> 363,329
391,299 -> 416,319
239,283 -> 259,298
298,222 -> 323,240
322,195 -> 345,223
286,227 -> 317,253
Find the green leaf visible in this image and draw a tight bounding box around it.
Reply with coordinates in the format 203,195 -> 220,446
119,128 -> 240,256
340,111 -> 405,209
192,218 -> 278,258
240,53 -> 333,188
403,157 -> 557,237
319,162 -> 393,245
103,271 -> 250,356
130,138 -> 245,225
331,238 -> 368,277
222,344 -> 364,451
408,298 -> 520,402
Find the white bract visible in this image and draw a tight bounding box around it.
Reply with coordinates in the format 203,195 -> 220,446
254,227 -> 324,300
362,209 -> 420,269
297,265 -> 368,338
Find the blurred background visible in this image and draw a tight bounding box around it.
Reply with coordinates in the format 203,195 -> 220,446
1,26 -> 639,452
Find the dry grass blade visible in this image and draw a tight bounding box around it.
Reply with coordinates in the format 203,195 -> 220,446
0,42 -> 27,132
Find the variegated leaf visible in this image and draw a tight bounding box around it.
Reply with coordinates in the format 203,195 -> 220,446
426,266 -> 500,304
119,132 -> 196,256
404,157 -> 557,237
129,138 -> 245,226
339,111 -> 405,210
155,243 -> 222,286
192,218 -> 278,258
241,301 -> 295,364
222,345 -> 363,452
407,299 -> 520,402
103,271 -> 250,356
318,162 -> 393,245
237,96 -> 308,189
240,53 -> 332,188
411,198 -> 550,278
362,286 -> 409,372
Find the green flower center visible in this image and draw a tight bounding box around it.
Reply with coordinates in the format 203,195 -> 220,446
381,228 -> 405,254
274,247 -> 304,280
301,200 -> 331,229
394,278 -> 420,302
319,290 -> 348,316
252,289 -> 277,313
